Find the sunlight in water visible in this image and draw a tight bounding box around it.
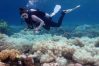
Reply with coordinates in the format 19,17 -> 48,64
26,0 -> 65,8
26,0 -> 38,7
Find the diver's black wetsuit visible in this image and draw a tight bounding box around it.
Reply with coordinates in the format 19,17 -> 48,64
25,10 -> 65,30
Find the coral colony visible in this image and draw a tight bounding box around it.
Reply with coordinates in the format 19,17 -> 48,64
0,28 -> 99,66
1,19 -> 99,66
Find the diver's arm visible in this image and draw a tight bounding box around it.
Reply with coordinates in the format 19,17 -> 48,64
31,15 -> 45,31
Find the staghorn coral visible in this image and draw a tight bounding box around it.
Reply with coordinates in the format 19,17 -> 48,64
0,49 -> 21,61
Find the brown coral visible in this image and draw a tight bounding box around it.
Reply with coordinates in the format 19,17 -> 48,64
9,49 -> 20,60
0,49 -> 10,61
0,49 -> 21,61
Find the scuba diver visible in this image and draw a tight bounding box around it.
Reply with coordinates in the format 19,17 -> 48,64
19,5 -> 80,33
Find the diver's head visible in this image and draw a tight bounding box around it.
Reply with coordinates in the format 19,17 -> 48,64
19,8 -> 29,19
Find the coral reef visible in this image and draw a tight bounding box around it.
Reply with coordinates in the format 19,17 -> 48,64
1,30 -> 99,66
72,24 -> 99,37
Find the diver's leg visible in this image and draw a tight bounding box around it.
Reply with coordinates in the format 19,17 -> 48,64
50,12 -> 65,27
56,12 -> 65,27
50,5 -> 80,27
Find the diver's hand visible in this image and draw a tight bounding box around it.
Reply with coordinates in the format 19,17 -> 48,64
34,27 -> 40,31
34,28 -> 40,33
34,30 -> 39,33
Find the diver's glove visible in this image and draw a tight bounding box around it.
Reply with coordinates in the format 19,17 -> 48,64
34,28 -> 40,33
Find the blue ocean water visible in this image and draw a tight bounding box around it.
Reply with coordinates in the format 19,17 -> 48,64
1,1 -> 99,66
0,0 -> 99,25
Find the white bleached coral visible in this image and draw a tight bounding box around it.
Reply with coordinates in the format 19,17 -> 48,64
40,53 -> 55,63
42,63 -> 58,66
56,57 -> 67,66
93,55 -> 99,66
73,49 -> 94,64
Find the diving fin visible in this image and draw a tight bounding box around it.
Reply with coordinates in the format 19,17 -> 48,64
63,5 -> 81,13
72,5 -> 80,11
50,5 -> 61,17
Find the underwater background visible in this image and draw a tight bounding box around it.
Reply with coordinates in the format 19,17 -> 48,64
0,0 -> 99,66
